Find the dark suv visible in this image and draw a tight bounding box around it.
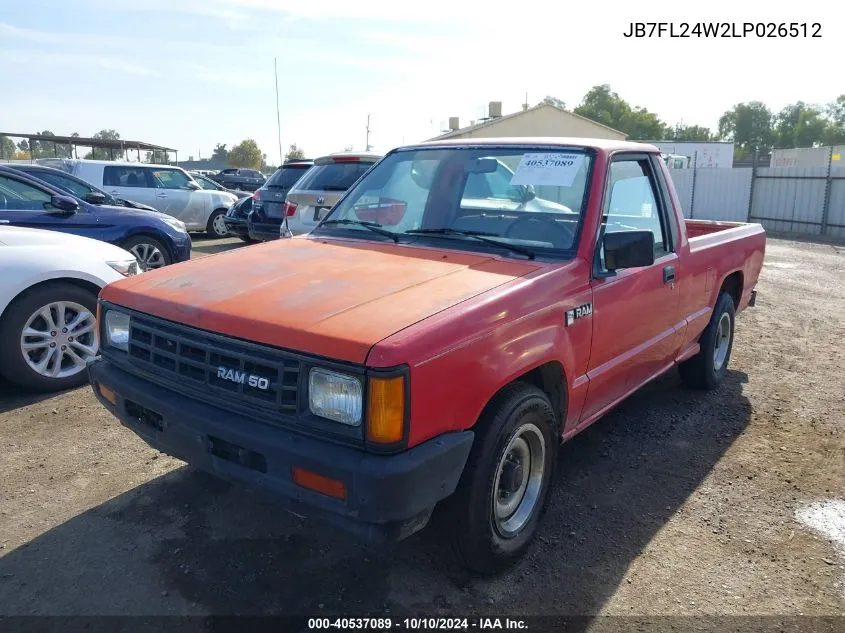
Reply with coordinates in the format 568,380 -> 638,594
247,159 -> 313,241
211,168 -> 266,192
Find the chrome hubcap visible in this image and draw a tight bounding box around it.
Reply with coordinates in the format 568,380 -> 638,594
213,214 -> 228,236
492,423 -> 546,537
20,301 -> 98,379
713,312 -> 732,371
130,243 -> 165,270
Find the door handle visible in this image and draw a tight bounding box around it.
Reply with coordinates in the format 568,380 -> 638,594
663,265 -> 676,284
155,193 -> 167,198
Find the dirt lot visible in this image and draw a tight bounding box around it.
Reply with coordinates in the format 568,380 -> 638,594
0,236 -> 843,624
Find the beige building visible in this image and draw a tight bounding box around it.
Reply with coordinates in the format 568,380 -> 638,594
429,102 -> 626,142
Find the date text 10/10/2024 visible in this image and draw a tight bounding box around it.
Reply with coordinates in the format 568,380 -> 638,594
623,22 -> 821,38
307,617 -> 528,630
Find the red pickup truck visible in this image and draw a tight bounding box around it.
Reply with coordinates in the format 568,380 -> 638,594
88,138 -> 765,574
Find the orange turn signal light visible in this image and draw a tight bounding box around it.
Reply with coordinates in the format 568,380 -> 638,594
96,382 -> 117,405
292,466 -> 346,500
366,375 -> 405,444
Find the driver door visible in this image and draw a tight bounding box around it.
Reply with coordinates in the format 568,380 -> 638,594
580,153 -> 681,424
0,173 -> 98,237
148,167 -> 201,226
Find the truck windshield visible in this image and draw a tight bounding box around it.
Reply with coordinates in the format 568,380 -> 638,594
315,146 -> 593,256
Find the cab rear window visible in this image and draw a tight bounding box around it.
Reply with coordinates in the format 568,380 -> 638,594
293,162 -> 374,191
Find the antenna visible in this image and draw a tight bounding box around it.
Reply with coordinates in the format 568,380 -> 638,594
523,92 -> 529,111
274,57 -> 283,164
365,114 -> 372,151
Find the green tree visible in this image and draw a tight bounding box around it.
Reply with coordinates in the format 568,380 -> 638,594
773,102 -> 827,148
83,129 -> 122,160
666,124 -> 714,142
822,95 -> 845,145
541,96 -> 566,109
284,143 -> 305,162
574,84 -> 668,139
144,150 -> 169,163
211,143 -> 228,164
228,138 -> 263,169
0,136 -> 15,159
718,102 -> 774,155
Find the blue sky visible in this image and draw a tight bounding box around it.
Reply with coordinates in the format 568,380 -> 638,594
1,0 -> 840,162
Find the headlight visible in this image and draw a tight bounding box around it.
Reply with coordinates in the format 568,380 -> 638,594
161,217 -> 187,232
104,310 -> 131,351
308,368 -> 362,425
107,259 -> 141,277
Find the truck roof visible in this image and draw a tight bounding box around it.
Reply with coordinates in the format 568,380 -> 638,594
411,137 -> 660,154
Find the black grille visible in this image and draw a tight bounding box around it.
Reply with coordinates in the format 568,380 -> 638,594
127,314 -> 300,414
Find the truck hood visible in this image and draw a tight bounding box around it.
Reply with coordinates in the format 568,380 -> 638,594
102,237 -> 540,363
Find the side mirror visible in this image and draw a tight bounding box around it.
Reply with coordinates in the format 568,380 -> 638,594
49,195 -> 79,214
84,192 -> 107,205
603,230 -> 655,272
185,181 -> 201,190
505,184 -> 535,204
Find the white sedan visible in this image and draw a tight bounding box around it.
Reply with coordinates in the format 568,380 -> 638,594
0,226 -> 140,392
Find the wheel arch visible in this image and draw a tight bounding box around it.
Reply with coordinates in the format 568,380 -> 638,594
718,270 -> 744,309
0,277 -> 103,324
476,360 -> 568,440
118,231 -> 174,261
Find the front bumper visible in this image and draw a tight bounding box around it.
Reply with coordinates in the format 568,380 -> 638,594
247,212 -> 283,241
223,217 -> 250,238
87,358 -> 474,542
171,234 -> 192,263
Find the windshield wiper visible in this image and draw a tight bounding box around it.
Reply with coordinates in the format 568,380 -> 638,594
319,218 -> 399,242
406,228 -> 536,260
320,185 -> 349,191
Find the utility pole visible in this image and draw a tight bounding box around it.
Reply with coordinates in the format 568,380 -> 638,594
365,114 -> 372,151
274,57 -> 283,164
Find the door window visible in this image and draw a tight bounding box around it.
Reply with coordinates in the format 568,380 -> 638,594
0,175 -> 54,211
32,171 -> 95,199
599,157 -> 669,270
103,166 -> 151,188
150,168 -> 192,189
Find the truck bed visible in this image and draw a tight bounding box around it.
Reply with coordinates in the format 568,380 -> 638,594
684,219 -> 756,239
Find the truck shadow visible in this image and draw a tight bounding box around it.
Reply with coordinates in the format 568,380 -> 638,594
0,370 -> 751,622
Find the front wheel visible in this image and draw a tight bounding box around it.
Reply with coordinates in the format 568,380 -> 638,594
0,282 -> 100,392
678,291 -> 736,389
206,209 -> 230,239
122,235 -> 172,270
433,383 -> 558,575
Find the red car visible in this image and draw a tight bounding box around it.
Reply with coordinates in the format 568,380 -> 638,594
88,137 -> 766,574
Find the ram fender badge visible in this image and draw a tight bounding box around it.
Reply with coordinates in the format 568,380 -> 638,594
565,303 -> 593,326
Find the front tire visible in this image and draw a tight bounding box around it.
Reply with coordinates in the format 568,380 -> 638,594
206,209 -> 230,239
434,383 -> 558,575
0,282 -> 99,392
678,291 -> 736,389
122,235 -> 172,270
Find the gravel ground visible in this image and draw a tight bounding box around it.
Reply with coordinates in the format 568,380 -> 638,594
0,236 -> 843,626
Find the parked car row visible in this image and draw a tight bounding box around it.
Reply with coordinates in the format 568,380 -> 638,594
0,165 -> 192,269
232,152 -> 383,242
38,159 -> 238,238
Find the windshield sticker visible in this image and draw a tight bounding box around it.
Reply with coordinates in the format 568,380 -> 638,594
510,153 -> 585,187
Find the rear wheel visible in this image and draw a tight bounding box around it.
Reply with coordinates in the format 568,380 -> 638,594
433,383 -> 557,575
678,291 -> 736,389
206,208 -> 230,238
0,282 -> 99,392
122,235 -> 171,270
